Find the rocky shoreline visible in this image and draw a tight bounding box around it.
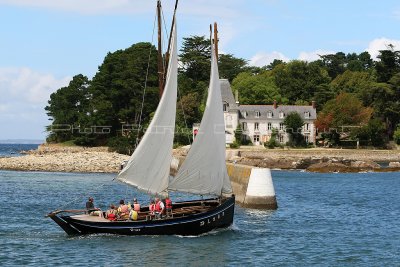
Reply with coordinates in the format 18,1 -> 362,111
1,144 -> 400,173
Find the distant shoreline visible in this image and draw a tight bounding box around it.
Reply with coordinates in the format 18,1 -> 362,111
1,144 -> 400,173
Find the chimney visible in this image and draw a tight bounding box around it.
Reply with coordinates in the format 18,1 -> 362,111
235,90 -> 239,105
311,101 -> 316,109
273,100 -> 277,109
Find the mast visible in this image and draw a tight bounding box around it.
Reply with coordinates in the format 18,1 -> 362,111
213,22 -> 218,60
157,0 -> 164,97
164,0 -> 179,88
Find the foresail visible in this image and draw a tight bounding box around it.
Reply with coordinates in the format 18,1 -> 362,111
117,21 -> 178,196
169,41 -> 233,196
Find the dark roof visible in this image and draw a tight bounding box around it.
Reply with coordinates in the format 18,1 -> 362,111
220,79 -> 238,110
239,105 -> 317,120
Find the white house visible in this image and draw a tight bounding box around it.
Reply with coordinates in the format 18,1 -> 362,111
220,79 -> 317,146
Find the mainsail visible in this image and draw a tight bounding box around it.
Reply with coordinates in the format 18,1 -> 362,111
169,41 -> 233,196
117,21 -> 178,196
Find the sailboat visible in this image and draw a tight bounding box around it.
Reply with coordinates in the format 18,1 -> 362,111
47,1 -> 235,236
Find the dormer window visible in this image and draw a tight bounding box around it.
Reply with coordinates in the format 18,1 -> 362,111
223,103 -> 228,112
267,111 -> 273,118
279,111 -> 285,119
242,111 -> 247,118
255,111 -> 260,118
304,111 -> 310,119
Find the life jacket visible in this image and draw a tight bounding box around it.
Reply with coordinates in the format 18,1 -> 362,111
107,213 -> 116,221
155,201 -> 162,212
130,210 -> 138,221
149,204 -> 156,212
133,203 -> 141,212
118,204 -> 129,214
165,199 -> 172,209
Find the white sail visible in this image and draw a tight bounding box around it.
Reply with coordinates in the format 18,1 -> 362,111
117,21 -> 178,196
169,41 -> 233,196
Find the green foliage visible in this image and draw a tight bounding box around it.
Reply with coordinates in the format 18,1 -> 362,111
393,125 -> 400,144
232,71 -> 286,105
315,92 -> 373,131
350,119 -> 386,147
375,48 -> 400,83
272,60 -> 331,104
265,128 -> 281,148
218,54 -> 247,82
234,125 -> 242,146
284,112 -> 305,147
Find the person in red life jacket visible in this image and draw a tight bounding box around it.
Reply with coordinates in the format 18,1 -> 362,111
132,198 -> 141,212
105,204 -> 117,221
154,197 -> 165,218
149,200 -> 156,215
165,197 -> 172,216
118,199 -> 130,220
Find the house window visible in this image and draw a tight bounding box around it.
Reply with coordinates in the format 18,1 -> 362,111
279,123 -> 284,130
267,111 -> 273,118
254,122 -> 259,131
253,134 -> 260,143
242,122 -> 247,131
267,123 -> 272,130
226,115 -> 232,127
304,134 -> 310,143
255,111 -> 260,118
223,103 -> 228,112
279,111 -> 285,119
278,134 -> 284,143
305,123 -> 309,131
304,111 -> 310,119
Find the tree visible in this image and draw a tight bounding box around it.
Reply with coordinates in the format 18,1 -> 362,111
272,60 -> 330,104
45,74 -> 90,142
331,70 -> 375,95
283,112 -> 305,146
315,92 -> 373,132
89,42 -> 159,139
375,47 -> 400,83
179,36 -> 211,83
232,71 -> 286,105
218,54 -> 247,82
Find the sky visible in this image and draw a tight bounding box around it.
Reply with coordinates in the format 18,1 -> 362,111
1,0 -> 400,141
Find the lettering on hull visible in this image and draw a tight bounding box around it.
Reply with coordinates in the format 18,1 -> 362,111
200,211 -> 225,227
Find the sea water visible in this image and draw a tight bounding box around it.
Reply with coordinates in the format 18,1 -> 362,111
0,144 -> 39,157
0,169 -> 399,266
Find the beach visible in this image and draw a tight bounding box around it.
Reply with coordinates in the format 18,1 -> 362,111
1,144 -> 400,173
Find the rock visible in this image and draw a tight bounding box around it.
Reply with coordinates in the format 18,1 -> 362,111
307,162 -> 354,173
389,161 -> 400,167
351,160 -> 381,169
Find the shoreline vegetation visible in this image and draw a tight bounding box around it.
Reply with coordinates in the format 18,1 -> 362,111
1,144 -> 400,173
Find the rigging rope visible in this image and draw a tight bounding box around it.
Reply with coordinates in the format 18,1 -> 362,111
135,9 -> 158,149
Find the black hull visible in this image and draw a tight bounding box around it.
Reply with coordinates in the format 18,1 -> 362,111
49,196 -> 235,236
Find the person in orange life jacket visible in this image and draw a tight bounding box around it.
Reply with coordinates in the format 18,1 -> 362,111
155,198 -> 165,218
105,204 -> 117,221
118,199 -> 129,219
132,198 -> 141,212
149,200 -> 156,215
165,197 -> 172,215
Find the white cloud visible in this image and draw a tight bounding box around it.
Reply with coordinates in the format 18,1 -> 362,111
0,67 -> 71,139
0,67 -> 71,105
298,50 -> 335,62
249,51 -> 289,67
365,38 -> 400,59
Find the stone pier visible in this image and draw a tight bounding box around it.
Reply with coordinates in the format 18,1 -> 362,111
226,163 -> 277,209
171,157 -> 277,210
